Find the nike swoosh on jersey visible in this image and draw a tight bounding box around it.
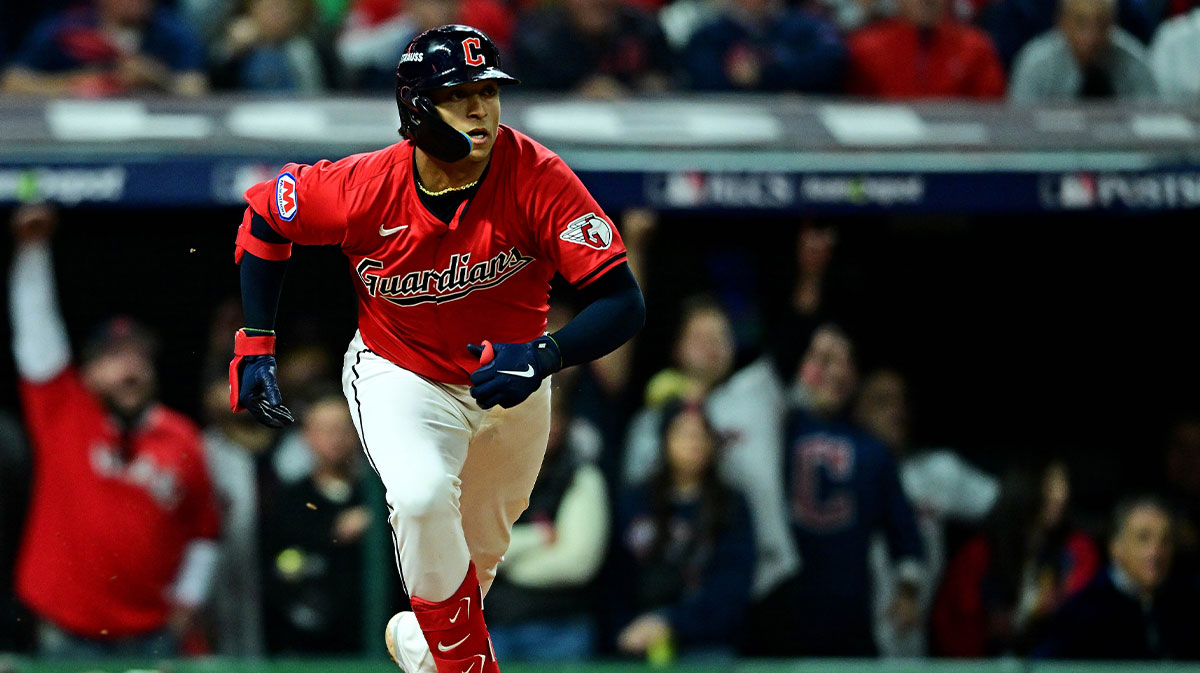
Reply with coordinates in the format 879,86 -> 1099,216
498,365 -> 535,378
379,223 -> 409,236
437,634 -> 470,652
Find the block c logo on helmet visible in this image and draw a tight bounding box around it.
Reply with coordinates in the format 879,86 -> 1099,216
462,37 -> 485,66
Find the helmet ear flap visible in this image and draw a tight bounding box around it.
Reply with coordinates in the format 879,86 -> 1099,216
412,94 -> 439,121
397,86 -> 430,140
398,89 -> 472,163
398,85 -> 418,109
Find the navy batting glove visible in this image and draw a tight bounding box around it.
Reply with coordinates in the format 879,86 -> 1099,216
236,355 -> 295,428
467,336 -> 561,409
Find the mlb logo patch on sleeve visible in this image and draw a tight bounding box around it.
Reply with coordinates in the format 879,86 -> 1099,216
276,172 -> 298,221
559,213 -> 612,250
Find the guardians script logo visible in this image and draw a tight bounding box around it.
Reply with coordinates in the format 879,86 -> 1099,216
357,247 -> 534,306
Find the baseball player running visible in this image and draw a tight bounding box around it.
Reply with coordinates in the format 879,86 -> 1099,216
228,24 -> 645,673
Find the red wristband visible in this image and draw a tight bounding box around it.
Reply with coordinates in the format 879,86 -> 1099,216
229,329 -> 276,412
233,329 -> 276,356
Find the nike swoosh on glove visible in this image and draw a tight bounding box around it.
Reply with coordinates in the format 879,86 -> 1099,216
232,355 -> 295,428
467,336 -> 561,409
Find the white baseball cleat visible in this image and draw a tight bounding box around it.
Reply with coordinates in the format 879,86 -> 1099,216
385,611 -> 433,673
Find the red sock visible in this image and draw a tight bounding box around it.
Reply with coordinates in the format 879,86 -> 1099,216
410,562 -> 499,673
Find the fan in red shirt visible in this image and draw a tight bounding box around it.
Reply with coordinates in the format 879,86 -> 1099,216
229,24 -> 644,673
346,0 -> 513,48
7,206 -> 221,658
848,0 -> 1006,99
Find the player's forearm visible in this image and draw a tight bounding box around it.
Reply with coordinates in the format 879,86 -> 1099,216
240,253 -> 288,330
9,241 -> 71,381
550,264 -> 645,370
239,212 -> 291,330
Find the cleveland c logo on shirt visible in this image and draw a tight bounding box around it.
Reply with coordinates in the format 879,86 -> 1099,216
463,38 -> 485,66
356,247 -> 534,306
276,172 -> 298,221
559,213 -> 613,251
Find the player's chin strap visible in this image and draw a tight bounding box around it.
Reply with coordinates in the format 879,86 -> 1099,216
398,86 -> 473,163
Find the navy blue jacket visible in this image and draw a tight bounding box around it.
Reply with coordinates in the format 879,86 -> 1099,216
684,9 -> 846,92
616,483 -> 756,649
782,409 -> 923,653
513,5 -> 673,91
1036,567 -> 1200,660
13,7 -> 204,74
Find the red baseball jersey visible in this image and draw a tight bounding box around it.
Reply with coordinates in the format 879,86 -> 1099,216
16,369 -> 220,638
244,124 -> 627,384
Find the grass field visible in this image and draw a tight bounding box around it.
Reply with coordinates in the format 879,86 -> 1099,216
5,659 -> 1200,673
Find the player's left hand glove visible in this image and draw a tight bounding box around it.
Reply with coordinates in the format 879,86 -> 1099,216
467,336 -> 561,410
229,329 -> 295,428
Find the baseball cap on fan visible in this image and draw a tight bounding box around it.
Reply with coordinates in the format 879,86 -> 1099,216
81,316 -> 160,364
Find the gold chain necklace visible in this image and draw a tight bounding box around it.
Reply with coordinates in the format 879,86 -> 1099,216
417,178 -> 480,197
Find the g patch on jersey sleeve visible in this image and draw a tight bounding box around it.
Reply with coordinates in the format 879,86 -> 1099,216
275,172 -> 298,221
559,212 -> 612,251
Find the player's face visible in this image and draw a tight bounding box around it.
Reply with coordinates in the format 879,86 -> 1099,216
82,346 -> 157,419
429,80 -> 502,164
1110,505 -> 1173,595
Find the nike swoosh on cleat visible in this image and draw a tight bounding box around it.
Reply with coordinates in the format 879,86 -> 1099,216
498,365 -> 535,378
449,596 -> 470,624
379,223 -> 409,236
437,634 -> 470,652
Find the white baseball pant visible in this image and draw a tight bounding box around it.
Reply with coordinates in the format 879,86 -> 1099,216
341,331 -> 550,671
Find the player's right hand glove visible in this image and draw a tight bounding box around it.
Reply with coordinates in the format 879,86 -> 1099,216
229,329 -> 295,428
466,337 -> 561,410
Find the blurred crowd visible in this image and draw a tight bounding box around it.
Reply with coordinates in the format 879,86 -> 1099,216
2,204 -> 1200,664
5,0 -> 1200,101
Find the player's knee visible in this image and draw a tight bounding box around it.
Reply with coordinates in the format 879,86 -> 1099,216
387,476 -> 456,521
